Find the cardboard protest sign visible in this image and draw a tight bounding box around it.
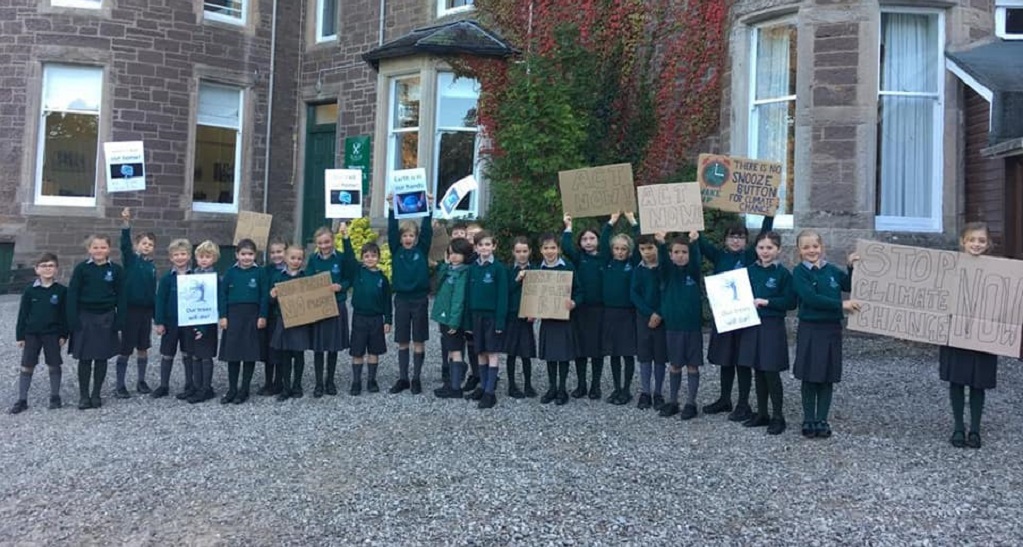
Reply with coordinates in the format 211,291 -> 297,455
705,269 -> 761,333
176,273 -> 219,327
103,141 -> 146,193
274,272 -> 340,329
438,175 -> 478,219
233,211 -> 272,251
324,169 -> 362,219
637,183 -> 705,234
429,225 -> 451,263
849,240 -> 1023,358
697,154 -> 782,216
518,270 -> 574,321
558,163 -> 637,218
390,168 -> 430,219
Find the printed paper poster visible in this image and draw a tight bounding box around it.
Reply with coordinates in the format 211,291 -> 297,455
103,141 -> 146,193
325,169 -> 363,219
177,273 -> 219,327
390,168 -> 430,219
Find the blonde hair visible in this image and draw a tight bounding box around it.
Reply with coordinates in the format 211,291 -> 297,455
611,233 -> 634,254
83,234 -> 112,249
313,226 -> 334,241
794,230 -> 823,261
399,220 -> 419,236
285,244 -> 306,257
194,240 -> 221,261
168,239 -> 192,254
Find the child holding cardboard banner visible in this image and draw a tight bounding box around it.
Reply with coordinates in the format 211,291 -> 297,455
696,216 -> 774,423
940,223 -> 998,449
386,192 -> 434,396
658,233 -> 704,421
217,239 -> 269,405
269,245 -> 313,401
601,212 -> 641,406
306,225 -> 353,398
562,215 -> 605,400
791,230 -> 860,439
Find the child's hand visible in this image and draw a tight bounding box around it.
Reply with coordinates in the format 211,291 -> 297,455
384,323 -> 392,334
527,317 -> 535,323
624,211 -> 637,225
654,232 -> 666,244
331,283 -> 342,293
563,214 -> 573,230
219,318 -> 228,330
565,299 -> 575,311
155,325 -> 166,336
59,338 -> 66,347
516,270 -> 527,282
754,298 -> 769,308
270,287 -> 279,298
121,207 -> 132,223
426,192 -> 434,207
609,211 -> 621,225
17,340 -> 24,348
257,318 -> 267,329
688,231 -> 700,241
843,299 -> 862,313
385,192 -> 393,208
338,222 -> 348,237
847,253 -> 861,268
447,328 -> 458,335
648,313 -> 662,329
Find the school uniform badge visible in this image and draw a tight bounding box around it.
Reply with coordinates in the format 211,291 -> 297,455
248,278 -> 257,288
104,270 -> 114,282
50,294 -> 59,305
766,277 -> 778,289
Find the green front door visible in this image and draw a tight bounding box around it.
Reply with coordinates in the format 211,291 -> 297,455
302,103 -> 338,244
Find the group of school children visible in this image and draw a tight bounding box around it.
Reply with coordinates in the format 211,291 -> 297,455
8,200 -> 1002,448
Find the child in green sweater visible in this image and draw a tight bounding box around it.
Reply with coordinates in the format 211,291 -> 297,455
116,207 -> 156,397
9,253 -> 68,414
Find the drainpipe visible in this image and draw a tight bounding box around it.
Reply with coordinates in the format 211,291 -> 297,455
379,0 -> 386,46
262,0 -> 279,214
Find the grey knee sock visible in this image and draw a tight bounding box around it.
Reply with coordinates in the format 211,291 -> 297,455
91,360 -> 108,398
115,355 -> 129,389
352,363 -> 363,384
48,366 -> 62,398
653,363 -> 666,396
368,363 -> 378,383
669,372 -> 682,403
398,349 -> 410,381
639,362 -> 652,394
202,358 -> 214,391
412,352 -> 425,381
686,371 -> 700,406
18,371 -> 33,401
136,356 -> 148,385
159,356 -> 173,388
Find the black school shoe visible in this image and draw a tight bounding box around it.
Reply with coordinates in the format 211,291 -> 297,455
815,421 -> 833,439
637,393 -> 652,410
150,386 -> 169,398
523,384 -> 538,398
8,400 -> 27,414
950,430 -> 966,448
257,384 -> 272,396
727,404 -> 753,423
175,388 -> 194,401
555,390 -> 570,406
766,417 -> 786,435
351,382 -> 362,396
508,385 -> 525,399
232,391 -> 249,405
478,393 -> 497,409
313,385 -> 324,398
659,402 -> 680,418
587,384 -> 602,400
275,390 -> 291,402
136,381 -> 152,395
652,394 -> 665,411
220,391 -> 236,405
616,391 -> 633,406
680,404 -> 698,421
291,387 -> 304,399
570,383 -> 587,399
91,397 -> 102,409
462,376 -> 480,392
389,379 -> 410,394
410,379 -> 422,395
189,389 -> 215,404
325,382 -> 338,396
742,413 -> 770,428
115,387 -> 131,399
466,387 -> 484,401
48,396 -> 62,410
966,431 -> 982,449
702,398 -> 733,415
367,380 -> 380,393
801,421 -> 816,438
540,388 -> 558,404
78,398 -> 92,410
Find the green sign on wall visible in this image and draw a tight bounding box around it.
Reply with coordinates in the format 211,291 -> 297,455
344,135 -> 372,196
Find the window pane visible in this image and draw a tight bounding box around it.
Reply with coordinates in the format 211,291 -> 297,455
40,112 -> 98,198
436,131 -> 477,211
437,73 -> 479,128
446,0 -> 473,8
1007,9 -> 1023,34
392,132 -> 418,170
877,95 -> 934,217
880,13 -> 938,93
753,100 -> 795,215
198,83 -> 241,128
754,24 -> 797,100
204,0 -> 243,20
392,77 -> 421,129
193,125 -> 238,204
44,65 -> 102,112
320,0 -> 337,37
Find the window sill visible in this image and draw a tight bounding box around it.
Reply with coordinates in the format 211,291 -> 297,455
437,5 -> 474,18
203,13 -> 247,28
875,215 -> 942,233
22,203 -> 103,218
192,203 -> 239,215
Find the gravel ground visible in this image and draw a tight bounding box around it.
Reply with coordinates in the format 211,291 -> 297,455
2,296 -> 1023,545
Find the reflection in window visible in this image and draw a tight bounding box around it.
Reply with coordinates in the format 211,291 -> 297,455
37,64 -> 102,206
434,73 -> 479,215
193,83 -> 243,212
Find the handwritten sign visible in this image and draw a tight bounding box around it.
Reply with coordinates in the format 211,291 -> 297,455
103,141 -> 146,193
706,269 -> 761,333
849,240 -> 1023,358
325,169 -> 362,219
233,211 -> 272,251
390,168 -> 430,219
275,272 -> 340,328
519,270 -> 573,321
697,154 -> 782,216
438,175 -> 478,219
176,273 -> 219,327
637,183 -> 705,234
558,163 -> 637,218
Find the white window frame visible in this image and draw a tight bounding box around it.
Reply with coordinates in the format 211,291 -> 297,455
386,75 -> 421,183
315,0 -> 338,43
192,82 -> 244,214
437,0 -> 474,18
203,0 -> 246,26
875,7 -> 945,233
35,64 -> 103,208
996,0 -> 1023,39
50,0 -> 102,8
432,72 -> 481,219
747,18 -> 797,230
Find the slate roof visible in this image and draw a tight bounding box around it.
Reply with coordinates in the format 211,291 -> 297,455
947,40 -> 1023,145
362,20 -> 517,69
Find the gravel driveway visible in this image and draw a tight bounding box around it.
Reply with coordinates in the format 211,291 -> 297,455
1,296 -> 1022,545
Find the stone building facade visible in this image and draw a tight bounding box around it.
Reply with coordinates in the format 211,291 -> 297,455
721,0 -> 1023,258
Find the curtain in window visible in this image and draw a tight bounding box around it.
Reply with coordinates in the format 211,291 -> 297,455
753,24 -> 795,214
878,13 -> 938,218
198,83 -> 241,128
